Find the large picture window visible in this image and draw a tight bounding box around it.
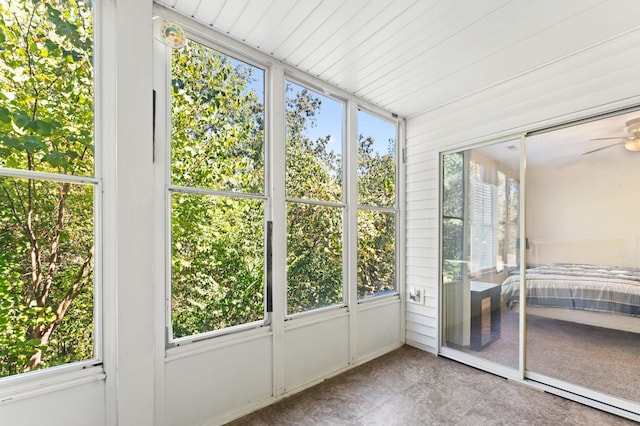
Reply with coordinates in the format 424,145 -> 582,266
158,29 -> 402,343
285,81 -> 344,315
168,40 -> 266,340
356,110 -> 397,299
0,0 -> 96,377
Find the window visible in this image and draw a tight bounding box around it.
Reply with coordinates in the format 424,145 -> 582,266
168,39 -> 266,340
157,27 -> 402,343
442,152 -> 464,283
285,81 -> 344,314
469,160 -> 498,274
0,0 -> 96,377
441,148 -> 520,281
357,110 -> 397,299
498,172 -> 519,270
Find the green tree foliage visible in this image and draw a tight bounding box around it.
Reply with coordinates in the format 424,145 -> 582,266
171,41 -> 263,193
0,0 -> 399,361
442,152 -> 464,282
357,133 -> 396,298
357,209 -> 395,299
357,134 -> 395,207
171,64 -> 397,324
0,0 -> 94,376
286,202 -> 343,314
170,41 -> 266,338
285,85 -> 343,313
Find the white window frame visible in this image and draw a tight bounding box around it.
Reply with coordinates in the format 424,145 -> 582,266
152,7 -> 405,350
0,0 -> 109,399
154,28 -> 273,348
354,106 -> 400,302
283,76 -> 349,318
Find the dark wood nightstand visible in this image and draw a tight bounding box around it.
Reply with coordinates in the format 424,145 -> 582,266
470,281 -> 501,350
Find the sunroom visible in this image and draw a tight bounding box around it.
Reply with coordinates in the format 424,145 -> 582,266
0,0 -> 639,425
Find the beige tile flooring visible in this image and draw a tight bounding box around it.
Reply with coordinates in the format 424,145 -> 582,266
227,345 -> 637,425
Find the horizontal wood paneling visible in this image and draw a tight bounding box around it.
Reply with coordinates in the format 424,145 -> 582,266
404,28 -> 640,357
155,0 -> 640,119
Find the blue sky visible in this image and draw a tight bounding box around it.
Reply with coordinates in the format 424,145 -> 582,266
286,81 -> 396,158
235,58 -> 396,158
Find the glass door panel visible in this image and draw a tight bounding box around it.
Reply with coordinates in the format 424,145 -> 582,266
524,112 -> 640,406
442,139 -> 521,371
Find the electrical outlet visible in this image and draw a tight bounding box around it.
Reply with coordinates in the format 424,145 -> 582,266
408,286 -> 423,304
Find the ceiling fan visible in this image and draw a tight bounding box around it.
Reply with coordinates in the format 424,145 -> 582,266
582,118 -> 640,155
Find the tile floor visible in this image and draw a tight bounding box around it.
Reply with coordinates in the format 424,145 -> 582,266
227,345 -> 637,425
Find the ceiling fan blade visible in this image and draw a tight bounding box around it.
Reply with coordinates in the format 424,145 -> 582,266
582,141 -> 625,155
589,137 -> 628,141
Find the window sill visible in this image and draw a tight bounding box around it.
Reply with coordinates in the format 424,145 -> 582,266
357,292 -> 401,310
0,362 -> 105,405
165,324 -> 273,362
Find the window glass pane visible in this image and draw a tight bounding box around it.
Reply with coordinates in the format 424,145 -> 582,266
442,152 -> 463,218
0,0 -> 94,176
357,210 -> 395,298
441,140 -> 520,371
171,41 -> 264,194
357,111 -> 395,207
0,0 -> 95,379
285,81 -> 342,202
524,112 -> 640,401
506,177 -> 519,268
469,161 -> 498,274
442,218 -> 464,283
171,193 -> 264,339
287,202 -> 342,314
0,177 -> 94,376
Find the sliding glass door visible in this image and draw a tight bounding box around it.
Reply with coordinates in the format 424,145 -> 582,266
440,110 -> 640,418
441,138 -> 521,372
524,112 -> 640,408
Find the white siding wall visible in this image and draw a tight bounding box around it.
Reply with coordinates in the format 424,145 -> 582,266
404,29 -> 640,353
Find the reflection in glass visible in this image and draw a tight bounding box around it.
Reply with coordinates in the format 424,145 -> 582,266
441,140 -> 520,371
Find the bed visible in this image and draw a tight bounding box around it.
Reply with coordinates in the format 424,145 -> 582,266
501,263 -> 640,333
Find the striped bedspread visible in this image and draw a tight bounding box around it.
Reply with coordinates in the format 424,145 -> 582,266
501,264 -> 640,317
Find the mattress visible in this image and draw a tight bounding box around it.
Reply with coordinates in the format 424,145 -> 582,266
501,263 -> 640,317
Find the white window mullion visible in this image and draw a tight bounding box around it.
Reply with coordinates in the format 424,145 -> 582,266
151,37 -> 171,423
346,100 -> 359,365
269,63 -> 287,398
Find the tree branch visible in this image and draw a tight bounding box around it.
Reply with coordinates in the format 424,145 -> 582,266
39,182 -> 70,306
1,183 -> 42,300
29,245 -> 94,370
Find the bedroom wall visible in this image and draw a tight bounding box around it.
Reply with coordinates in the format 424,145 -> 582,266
526,154 -> 640,268
404,28 -> 640,353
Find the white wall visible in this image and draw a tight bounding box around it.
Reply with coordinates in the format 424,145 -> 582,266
0,380 -> 105,426
526,153 -> 640,267
405,29 -> 640,353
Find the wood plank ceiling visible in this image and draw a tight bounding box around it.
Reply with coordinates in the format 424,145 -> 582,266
154,0 -> 640,119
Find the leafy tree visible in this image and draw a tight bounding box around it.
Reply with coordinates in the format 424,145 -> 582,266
442,152 -> 464,283
357,133 -> 396,298
285,85 -> 343,313
0,0 -> 94,375
0,0 -> 401,359
170,40 -> 266,337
